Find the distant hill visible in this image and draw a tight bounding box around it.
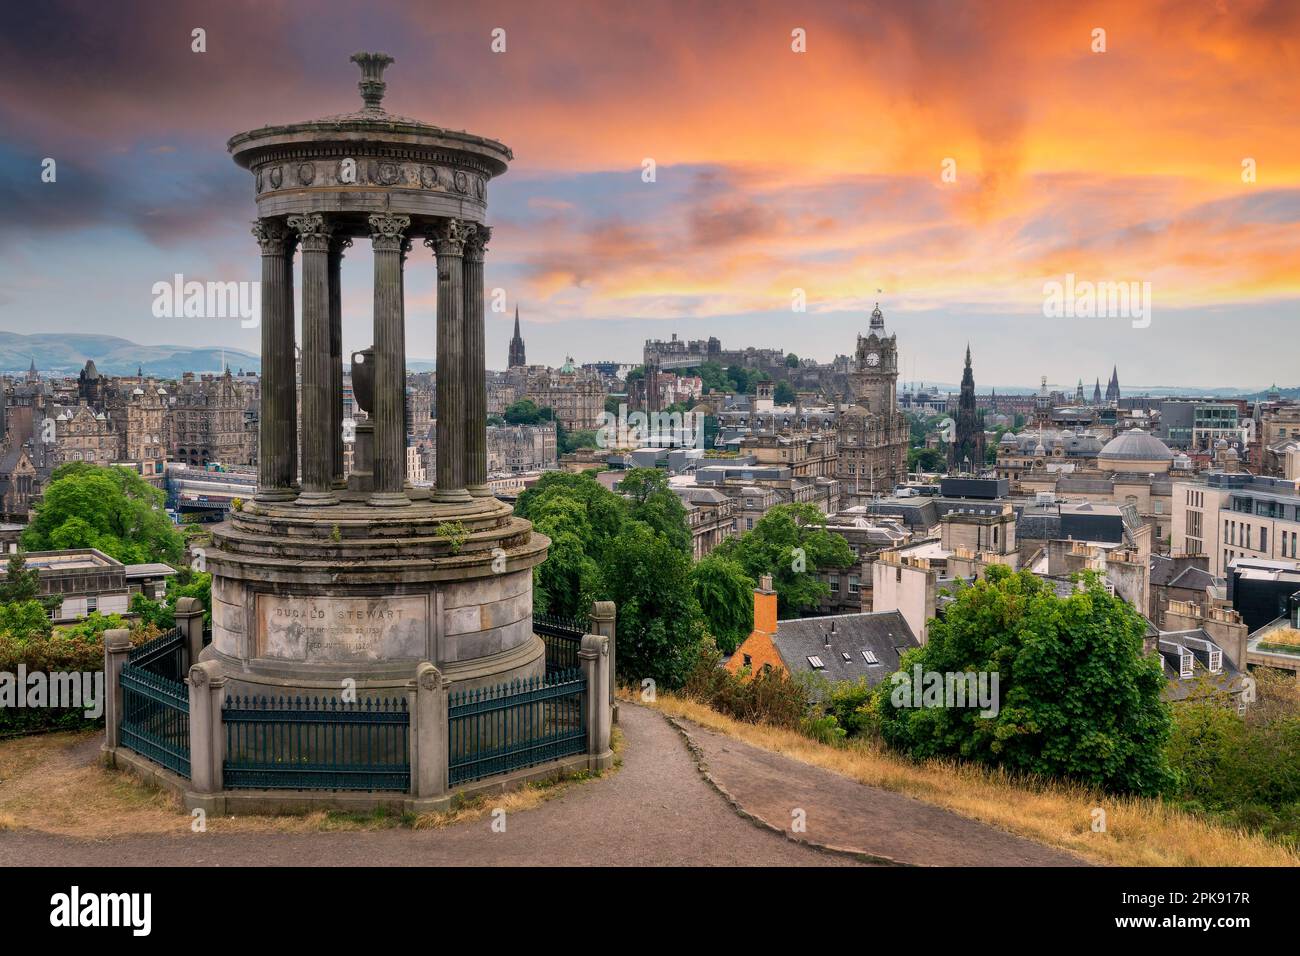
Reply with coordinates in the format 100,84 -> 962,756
0,332 -> 259,378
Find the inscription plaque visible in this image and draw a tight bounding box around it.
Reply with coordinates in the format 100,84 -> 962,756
254,593 -> 430,662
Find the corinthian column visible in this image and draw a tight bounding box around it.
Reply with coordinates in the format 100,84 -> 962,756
287,213 -> 337,505
462,224 -> 490,497
368,212 -> 411,506
252,218 -> 298,502
426,219 -> 471,504
328,235 -> 352,488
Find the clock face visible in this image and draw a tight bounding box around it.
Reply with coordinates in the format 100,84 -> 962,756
866,352 -> 880,367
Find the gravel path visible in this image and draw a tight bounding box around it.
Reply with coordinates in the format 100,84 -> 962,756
0,704 -> 858,867
673,716 -> 1088,866
0,704 -> 1085,866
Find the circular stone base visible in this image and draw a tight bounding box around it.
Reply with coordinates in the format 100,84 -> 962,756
203,494 -> 550,690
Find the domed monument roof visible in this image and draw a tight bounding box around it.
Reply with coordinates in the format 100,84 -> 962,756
1099,428 -> 1174,462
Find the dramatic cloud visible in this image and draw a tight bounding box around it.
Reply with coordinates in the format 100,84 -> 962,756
0,0 -> 1296,385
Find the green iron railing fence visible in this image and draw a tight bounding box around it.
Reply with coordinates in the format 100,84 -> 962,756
129,627 -> 187,682
534,614 -> 586,672
448,668 -> 587,786
222,695 -> 411,792
120,660 -> 191,778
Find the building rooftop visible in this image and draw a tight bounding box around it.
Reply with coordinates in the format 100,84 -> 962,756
771,611 -> 919,687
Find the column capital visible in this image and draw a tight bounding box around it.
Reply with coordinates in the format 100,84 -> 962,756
252,218 -> 295,255
368,213 -> 411,252
288,213 -> 336,252
426,217 -> 468,258
330,234 -> 354,258
462,223 -> 491,262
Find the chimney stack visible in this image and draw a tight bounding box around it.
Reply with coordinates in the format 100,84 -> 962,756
752,574 -> 778,638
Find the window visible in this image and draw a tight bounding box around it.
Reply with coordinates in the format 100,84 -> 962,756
86,595 -> 97,613
742,654 -> 752,668
863,649 -> 879,665
1209,649 -> 1223,674
1260,528 -> 1268,553
841,653 -> 852,663
807,655 -> 825,669
1180,652 -> 1194,679
848,575 -> 860,594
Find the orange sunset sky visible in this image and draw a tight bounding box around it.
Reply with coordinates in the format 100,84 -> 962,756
1,0 -> 1297,388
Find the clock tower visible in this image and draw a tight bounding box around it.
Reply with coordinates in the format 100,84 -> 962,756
838,302 -> 908,504
850,303 -> 899,413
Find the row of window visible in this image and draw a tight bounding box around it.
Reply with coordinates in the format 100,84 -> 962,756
807,649 -> 880,670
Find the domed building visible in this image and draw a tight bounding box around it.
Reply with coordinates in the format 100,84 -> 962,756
1097,428 -> 1176,474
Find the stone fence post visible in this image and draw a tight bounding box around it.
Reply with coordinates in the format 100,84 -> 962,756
590,600 -> 617,723
102,628 -> 132,756
579,633 -> 613,771
186,660 -> 227,800
411,662 -> 450,810
174,596 -> 206,670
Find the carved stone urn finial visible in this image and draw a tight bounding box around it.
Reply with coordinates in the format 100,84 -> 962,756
349,51 -> 394,112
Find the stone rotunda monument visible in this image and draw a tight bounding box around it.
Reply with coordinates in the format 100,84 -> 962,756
208,53 -> 550,701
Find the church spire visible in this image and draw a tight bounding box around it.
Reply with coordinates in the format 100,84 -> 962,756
508,304 -> 526,368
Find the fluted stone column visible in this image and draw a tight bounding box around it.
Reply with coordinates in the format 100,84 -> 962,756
427,219 -> 471,504
369,213 -> 411,506
328,235 -> 351,488
288,213 -> 338,505
462,224 -> 490,497
252,218 -> 298,501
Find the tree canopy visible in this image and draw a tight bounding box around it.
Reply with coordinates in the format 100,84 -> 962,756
712,502 -> 854,615
515,469 -> 701,687
690,554 -> 755,654
22,463 -> 183,565
875,566 -> 1175,796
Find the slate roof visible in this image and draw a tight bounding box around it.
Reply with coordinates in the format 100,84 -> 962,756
1167,566 -> 1221,592
771,611 -> 918,687
1156,630 -> 1245,702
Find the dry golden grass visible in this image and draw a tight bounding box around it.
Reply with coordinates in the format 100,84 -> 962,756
631,690 -> 1300,868
0,726 -> 622,838
1259,628 -> 1300,648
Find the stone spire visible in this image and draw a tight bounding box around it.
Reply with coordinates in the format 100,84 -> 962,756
1105,365 -> 1121,404
1093,378 -> 1102,404
950,343 -> 984,473
869,302 -> 885,333
508,305 -> 526,368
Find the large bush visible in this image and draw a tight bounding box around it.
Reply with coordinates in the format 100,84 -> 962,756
0,613 -> 156,735
876,566 -> 1175,796
21,462 -> 183,565
1167,671 -> 1300,846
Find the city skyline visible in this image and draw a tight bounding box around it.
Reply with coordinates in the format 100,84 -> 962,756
2,1 -> 1297,387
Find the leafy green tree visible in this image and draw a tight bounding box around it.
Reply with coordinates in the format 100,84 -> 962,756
0,551 -> 42,604
875,566 -> 1175,796
503,399 -> 554,426
604,395 -> 623,415
785,354 -> 800,368
600,520 -> 703,689
22,463 -> 183,565
690,555 -> 754,653
0,600 -> 53,640
517,471 -> 626,616
688,362 -> 730,394
714,503 -> 854,615
560,427 -> 600,455
726,365 -> 758,394
773,381 -> 797,405
617,468 -> 691,555
908,447 -> 946,472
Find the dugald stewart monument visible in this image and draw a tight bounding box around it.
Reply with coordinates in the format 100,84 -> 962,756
212,54 -> 549,708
